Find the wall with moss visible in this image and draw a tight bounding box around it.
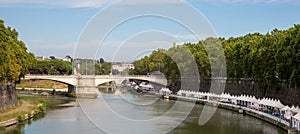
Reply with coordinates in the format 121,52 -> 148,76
0,83 -> 17,110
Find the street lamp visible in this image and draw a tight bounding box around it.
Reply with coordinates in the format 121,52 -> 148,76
158,62 -> 161,72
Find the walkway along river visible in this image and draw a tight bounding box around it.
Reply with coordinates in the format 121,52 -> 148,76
0,88 -> 287,134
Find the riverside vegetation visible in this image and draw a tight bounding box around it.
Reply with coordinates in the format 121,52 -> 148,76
0,96 -> 47,128
17,80 -> 68,89
27,58 -> 112,75
131,24 -> 300,94
0,19 -> 41,126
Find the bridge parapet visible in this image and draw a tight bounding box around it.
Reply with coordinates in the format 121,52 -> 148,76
25,75 -> 78,86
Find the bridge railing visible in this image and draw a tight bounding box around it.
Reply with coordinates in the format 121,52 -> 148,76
25,74 -> 166,79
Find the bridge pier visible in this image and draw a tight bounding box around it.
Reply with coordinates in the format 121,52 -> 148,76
76,76 -> 98,98
67,85 -> 76,97
76,86 -> 98,98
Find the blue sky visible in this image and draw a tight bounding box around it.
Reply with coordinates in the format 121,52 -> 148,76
0,0 -> 299,61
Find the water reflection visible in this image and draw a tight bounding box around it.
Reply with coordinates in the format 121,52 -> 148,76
1,91 -> 287,134
170,104 -> 286,134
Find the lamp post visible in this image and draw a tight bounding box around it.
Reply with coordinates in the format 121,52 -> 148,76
158,62 -> 161,72
85,60 -> 87,75
77,63 -> 80,75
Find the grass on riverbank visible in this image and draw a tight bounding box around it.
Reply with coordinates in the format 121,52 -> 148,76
0,101 -> 22,115
0,97 -> 46,123
16,80 -> 68,89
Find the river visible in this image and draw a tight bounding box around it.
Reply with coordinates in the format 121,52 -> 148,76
1,89 -> 287,134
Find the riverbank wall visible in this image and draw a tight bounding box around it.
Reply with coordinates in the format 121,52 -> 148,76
16,87 -> 68,92
170,79 -> 300,106
168,95 -> 292,132
0,102 -> 46,127
0,82 -> 17,110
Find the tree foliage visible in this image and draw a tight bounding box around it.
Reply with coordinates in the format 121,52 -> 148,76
73,59 -> 111,75
29,58 -> 112,75
95,62 -> 111,75
132,24 -> 300,90
0,20 -> 35,83
29,60 -> 72,75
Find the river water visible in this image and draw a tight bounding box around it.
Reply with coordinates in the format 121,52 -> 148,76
1,89 -> 286,134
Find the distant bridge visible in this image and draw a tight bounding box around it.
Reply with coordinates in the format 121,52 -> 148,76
24,75 -> 167,98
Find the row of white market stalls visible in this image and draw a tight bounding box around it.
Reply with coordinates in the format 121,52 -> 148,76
281,105 -> 300,131
139,82 -> 154,90
176,90 -> 300,131
131,81 -> 154,91
292,113 -> 300,131
159,88 -> 172,96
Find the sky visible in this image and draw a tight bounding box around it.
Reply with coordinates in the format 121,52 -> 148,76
0,0 -> 300,62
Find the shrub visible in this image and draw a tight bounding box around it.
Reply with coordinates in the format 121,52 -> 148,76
0,126 -> 6,131
37,90 -> 43,94
17,114 -> 25,122
27,112 -> 32,118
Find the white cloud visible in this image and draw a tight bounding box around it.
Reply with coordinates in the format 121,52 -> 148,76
193,0 -> 293,4
103,40 -> 172,62
173,34 -> 210,42
0,0 -> 113,8
222,0 -> 289,4
28,40 -> 75,49
119,0 -> 183,5
0,0 -> 297,8
0,0 -> 184,8
26,34 -> 202,61
27,41 -> 75,58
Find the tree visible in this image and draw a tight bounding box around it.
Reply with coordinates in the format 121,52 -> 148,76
99,58 -> 105,64
65,55 -> 72,59
29,60 -> 72,75
0,19 -> 36,84
131,24 -> 300,90
100,62 -> 112,75
49,56 -> 56,60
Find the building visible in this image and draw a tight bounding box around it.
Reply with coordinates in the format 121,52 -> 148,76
36,56 -> 48,61
62,55 -> 72,62
173,42 -> 185,47
172,42 -> 198,47
112,63 -> 135,72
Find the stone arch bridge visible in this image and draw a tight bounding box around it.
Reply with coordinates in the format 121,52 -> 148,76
24,75 -> 167,98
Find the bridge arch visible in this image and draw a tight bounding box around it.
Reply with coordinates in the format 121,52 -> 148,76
126,77 -> 167,86
24,76 -> 78,86
95,78 -> 126,86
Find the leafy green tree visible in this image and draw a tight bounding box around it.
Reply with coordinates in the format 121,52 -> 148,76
99,58 -> 105,64
49,56 -> 56,60
132,24 -> 300,91
29,60 -> 72,75
0,20 -> 35,83
94,62 -> 111,75
100,62 -> 112,75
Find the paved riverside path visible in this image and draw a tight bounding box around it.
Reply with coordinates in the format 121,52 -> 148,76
0,100 -> 32,117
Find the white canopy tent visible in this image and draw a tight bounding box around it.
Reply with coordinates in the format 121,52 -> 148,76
292,112 -> 300,131
131,81 -> 136,86
139,82 -> 153,90
273,100 -> 285,109
236,95 -> 258,107
159,88 -> 172,95
281,106 -> 293,120
219,93 -> 232,103
258,98 -> 285,117
291,106 -> 300,114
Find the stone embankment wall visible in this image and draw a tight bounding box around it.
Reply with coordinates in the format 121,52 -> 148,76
170,79 -> 300,106
223,80 -> 300,107
0,82 -> 17,110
